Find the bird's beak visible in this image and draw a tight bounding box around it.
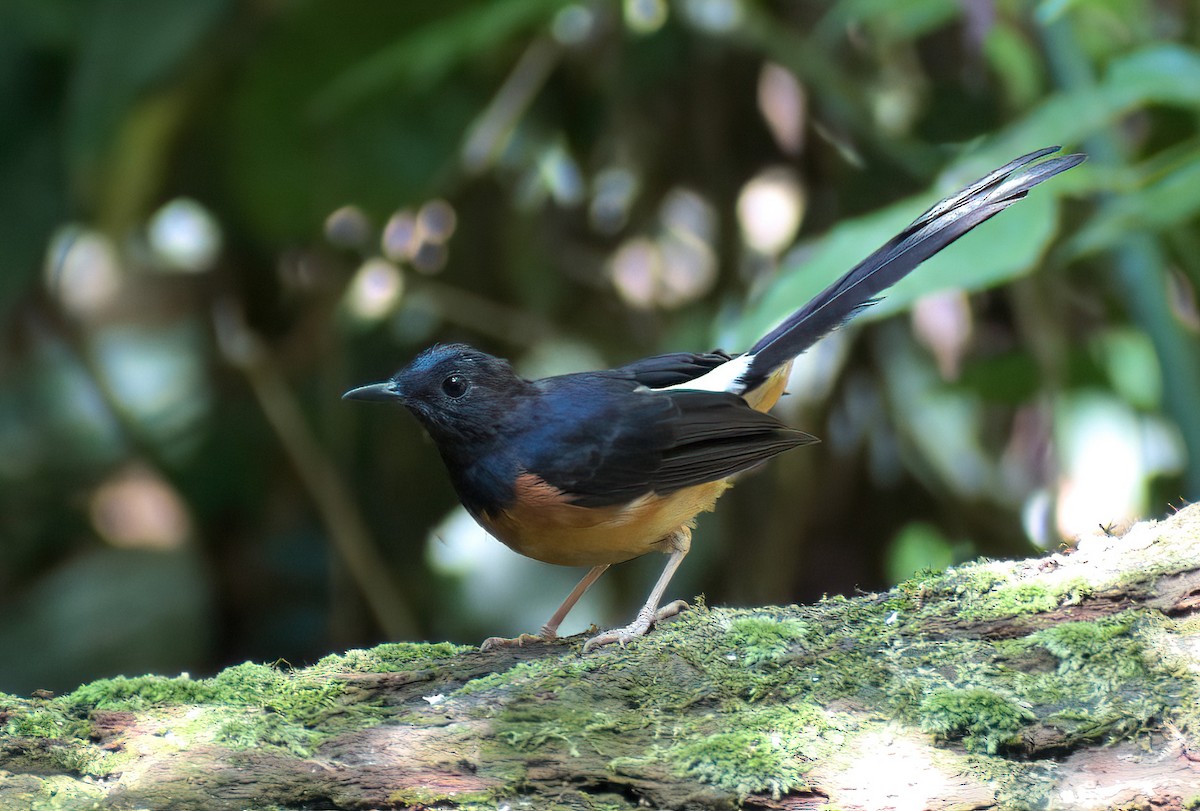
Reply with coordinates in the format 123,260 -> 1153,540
342,381 -> 403,403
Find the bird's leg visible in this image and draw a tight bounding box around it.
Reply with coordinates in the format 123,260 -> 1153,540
583,528 -> 691,652
539,563 -> 611,639
480,564 -> 609,651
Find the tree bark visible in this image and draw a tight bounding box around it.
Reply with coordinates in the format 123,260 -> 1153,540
3,504 -> 1199,811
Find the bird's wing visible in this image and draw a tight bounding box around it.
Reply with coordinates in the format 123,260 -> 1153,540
605,351 -> 735,388
520,376 -> 814,508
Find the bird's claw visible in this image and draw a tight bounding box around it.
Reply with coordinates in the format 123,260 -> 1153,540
480,629 -> 557,652
582,599 -> 688,652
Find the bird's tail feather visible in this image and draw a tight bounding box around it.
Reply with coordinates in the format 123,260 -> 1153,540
740,145 -> 1085,392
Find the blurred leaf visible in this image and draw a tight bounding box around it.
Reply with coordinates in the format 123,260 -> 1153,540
312,0 -> 569,119
991,44 -> 1200,156
227,2 -> 548,240
984,22 -> 1044,110
1069,145 -> 1200,256
875,325 -> 993,498
65,0 -> 230,194
97,89 -> 192,235
819,0 -> 959,42
885,521 -> 954,583
955,352 -> 1041,405
955,348 -> 1106,405
1091,328 -> 1162,411
1038,0 -> 1165,60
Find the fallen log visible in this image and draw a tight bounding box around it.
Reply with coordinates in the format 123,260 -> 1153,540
3,504 -> 1198,810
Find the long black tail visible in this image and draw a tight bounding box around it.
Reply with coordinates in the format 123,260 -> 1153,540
740,145 -> 1085,391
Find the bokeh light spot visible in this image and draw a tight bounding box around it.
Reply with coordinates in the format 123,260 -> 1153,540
590,167 -> 640,235
911,289 -> 973,381
610,237 -> 663,309
661,187 -> 717,246
553,4 -> 596,45
610,189 -> 719,308
346,258 -> 405,321
659,231 -> 717,307
539,142 -> 585,206
382,210 -> 419,262
624,0 -> 668,33
737,167 -> 806,255
757,62 -> 806,155
148,198 -> 222,273
681,0 -> 743,32
44,227 -> 121,317
324,205 -> 372,249
417,199 -> 458,244
90,463 -> 192,550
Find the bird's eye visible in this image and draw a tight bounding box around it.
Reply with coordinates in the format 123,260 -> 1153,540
441,374 -> 469,399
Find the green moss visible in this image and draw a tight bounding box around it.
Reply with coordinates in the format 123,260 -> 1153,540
664,704 -> 840,799
0,703 -> 129,777
893,559 -> 1102,625
952,574 -> 1092,622
1017,614 -> 1185,744
0,773 -> 107,810
315,641 -> 469,674
671,728 -> 804,798
210,662 -> 345,723
2,504 -> 1196,806
919,687 -> 1035,754
3,655 -> 407,773
725,616 -> 811,665
387,786 -> 495,807
652,605 -> 882,705
50,742 -> 129,777
1033,616 -> 1138,674
215,712 -> 321,757
454,655 -> 601,697
44,662 -> 357,762
3,707 -> 86,739
975,581 -> 1062,617
465,609 -> 855,803
65,673 -> 217,711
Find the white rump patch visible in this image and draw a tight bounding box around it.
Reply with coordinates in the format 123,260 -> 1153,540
656,353 -> 754,395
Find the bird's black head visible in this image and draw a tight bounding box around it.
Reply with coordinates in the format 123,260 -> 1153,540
343,343 -> 533,448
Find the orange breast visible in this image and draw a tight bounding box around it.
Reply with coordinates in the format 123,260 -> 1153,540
481,476 -> 730,566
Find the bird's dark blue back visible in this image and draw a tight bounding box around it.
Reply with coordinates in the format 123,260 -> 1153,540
446,371 -> 661,516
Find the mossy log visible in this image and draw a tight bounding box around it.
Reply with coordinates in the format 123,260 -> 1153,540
3,505 -> 1200,811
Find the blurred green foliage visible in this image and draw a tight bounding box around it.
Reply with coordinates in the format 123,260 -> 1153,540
1,0 -> 1198,694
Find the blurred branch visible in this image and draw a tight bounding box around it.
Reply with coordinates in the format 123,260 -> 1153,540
414,277 -> 559,346
461,37 -> 562,174
213,299 -> 418,641
1041,17 -> 1200,499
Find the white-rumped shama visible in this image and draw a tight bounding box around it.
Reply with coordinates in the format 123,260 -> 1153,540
345,146 -> 1085,651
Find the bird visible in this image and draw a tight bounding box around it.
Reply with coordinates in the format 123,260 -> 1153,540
344,145 -> 1085,652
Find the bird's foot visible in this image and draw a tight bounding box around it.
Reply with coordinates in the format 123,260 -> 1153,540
480,627 -> 557,652
582,599 -> 688,652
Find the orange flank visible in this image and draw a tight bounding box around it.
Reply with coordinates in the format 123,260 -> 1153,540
481,473 -> 728,567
